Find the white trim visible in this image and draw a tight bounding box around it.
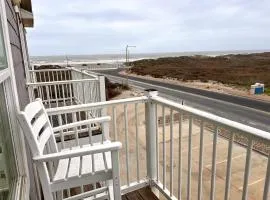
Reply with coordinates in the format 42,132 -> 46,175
17,18 -> 30,82
0,68 -> 9,83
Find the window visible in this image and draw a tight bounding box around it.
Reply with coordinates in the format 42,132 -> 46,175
0,82 -> 18,200
0,8 -> 17,199
0,14 -> 7,69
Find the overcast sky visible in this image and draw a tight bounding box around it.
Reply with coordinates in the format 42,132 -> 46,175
27,0 -> 270,56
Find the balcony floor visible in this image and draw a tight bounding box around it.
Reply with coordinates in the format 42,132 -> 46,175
122,187 -> 159,200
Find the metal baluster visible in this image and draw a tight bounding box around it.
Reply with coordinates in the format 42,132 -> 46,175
124,104 -> 130,186
54,84 -> 59,107
162,106 -> 166,190
224,132 -> 234,200
47,71 -> 50,82
198,120 -> 204,200
156,104 -> 159,182
113,106 -> 117,141
42,71 -> 46,82
57,114 -> 65,149
68,82 -> 73,105
72,112 -> 79,146
135,103 -> 140,182
87,112 -> 93,145
242,137 -> 253,200
178,112 -> 183,199
187,116 -> 193,200
263,153 -> 270,200
170,109 -> 173,196
37,85 -> 42,100
210,126 -> 218,200
45,85 -> 51,109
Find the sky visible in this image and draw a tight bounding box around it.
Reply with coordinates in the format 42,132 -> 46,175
27,0 -> 270,56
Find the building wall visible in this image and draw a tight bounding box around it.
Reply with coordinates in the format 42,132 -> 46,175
3,1 -> 39,199
4,0 -> 29,109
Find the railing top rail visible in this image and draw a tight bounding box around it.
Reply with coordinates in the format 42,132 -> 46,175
46,96 -> 148,115
152,96 -> 270,141
26,78 -> 98,86
29,68 -> 71,72
71,67 -> 98,79
29,67 -> 98,79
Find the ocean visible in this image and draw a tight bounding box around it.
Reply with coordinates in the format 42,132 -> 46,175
30,49 -> 269,66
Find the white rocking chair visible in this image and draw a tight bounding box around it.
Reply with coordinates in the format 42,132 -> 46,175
17,99 -> 122,200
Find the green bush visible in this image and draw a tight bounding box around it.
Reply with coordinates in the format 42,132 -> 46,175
265,88 -> 270,96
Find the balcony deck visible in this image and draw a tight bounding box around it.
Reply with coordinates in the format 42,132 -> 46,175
122,187 -> 158,200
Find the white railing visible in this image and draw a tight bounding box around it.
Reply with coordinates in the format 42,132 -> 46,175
27,67 -> 104,109
45,90 -> 270,200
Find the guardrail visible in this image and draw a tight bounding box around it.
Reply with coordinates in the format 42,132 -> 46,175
45,90 -> 270,200
27,67 -> 103,109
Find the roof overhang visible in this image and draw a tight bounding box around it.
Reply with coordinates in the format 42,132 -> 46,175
20,8 -> 33,27
20,0 -> 32,13
13,0 -> 34,27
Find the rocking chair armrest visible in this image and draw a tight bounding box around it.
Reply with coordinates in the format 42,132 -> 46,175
33,142 -> 122,162
53,116 -> 111,132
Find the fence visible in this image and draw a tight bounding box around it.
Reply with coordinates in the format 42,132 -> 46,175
27,67 -> 103,110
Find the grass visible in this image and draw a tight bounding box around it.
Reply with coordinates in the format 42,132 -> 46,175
130,52 -> 270,89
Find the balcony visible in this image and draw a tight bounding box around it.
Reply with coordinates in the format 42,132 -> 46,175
27,67 -> 104,108
27,67 -> 270,200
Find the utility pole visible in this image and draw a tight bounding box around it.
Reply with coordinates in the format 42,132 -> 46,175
65,54 -> 70,67
124,45 -> 136,86
125,45 -> 136,67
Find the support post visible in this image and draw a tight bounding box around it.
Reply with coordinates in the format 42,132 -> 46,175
145,89 -> 159,197
98,75 -> 109,140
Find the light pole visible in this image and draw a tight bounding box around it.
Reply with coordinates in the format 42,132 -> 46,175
125,45 -> 136,66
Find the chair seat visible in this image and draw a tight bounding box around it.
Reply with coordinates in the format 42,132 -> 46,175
53,141 -> 112,183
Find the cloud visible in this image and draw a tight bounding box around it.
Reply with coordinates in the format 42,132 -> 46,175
27,0 -> 270,56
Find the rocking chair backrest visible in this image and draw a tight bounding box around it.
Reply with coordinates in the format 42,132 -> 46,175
17,99 -> 58,157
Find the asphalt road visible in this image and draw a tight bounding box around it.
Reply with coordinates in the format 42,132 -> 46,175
94,69 -> 270,132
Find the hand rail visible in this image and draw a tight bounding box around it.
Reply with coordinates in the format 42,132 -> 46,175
152,95 -> 270,141
26,78 -> 98,86
46,96 -> 148,115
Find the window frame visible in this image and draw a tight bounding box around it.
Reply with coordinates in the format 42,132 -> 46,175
0,0 -> 30,199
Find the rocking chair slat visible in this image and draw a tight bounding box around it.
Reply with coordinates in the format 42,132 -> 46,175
68,147 -> 81,178
81,154 -> 92,175
53,149 -> 69,182
53,158 -> 69,182
33,113 -> 48,138
39,126 -> 53,152
24,100 -> 43,120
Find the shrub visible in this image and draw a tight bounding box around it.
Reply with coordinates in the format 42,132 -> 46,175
265,88 -> 270,96
105,77 -> 130,100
